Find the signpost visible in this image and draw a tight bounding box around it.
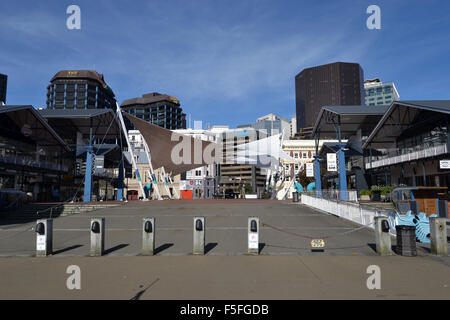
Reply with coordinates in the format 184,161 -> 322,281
439,160 -> 450,169
327,153 -> 337,172
306,162 -> 314,177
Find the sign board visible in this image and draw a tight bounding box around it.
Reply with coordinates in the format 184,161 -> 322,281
36,235 -> 46,251
94,155 -> 104,174
311,239 -> 325,248
306,163 -> 314,177
248,233 -> 258,249
327,153 -> 337,172
440,160 -> 450,169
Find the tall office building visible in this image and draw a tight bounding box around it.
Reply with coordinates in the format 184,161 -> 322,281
295,62 -> 365,130
46,70 -> 117,109
217,128 -> 267,194
237,113 -> 291,139
364,78 -> 399,106
0,73 -> 7,105
121,92 -> 186,130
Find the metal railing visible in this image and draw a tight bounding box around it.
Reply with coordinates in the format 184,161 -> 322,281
0,154 -> 68,172
366,143 -> 447,169
301,193 -> 396,236
304,189 -> 359,202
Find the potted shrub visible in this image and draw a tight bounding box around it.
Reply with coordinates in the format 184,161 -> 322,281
360,189 -> 371,201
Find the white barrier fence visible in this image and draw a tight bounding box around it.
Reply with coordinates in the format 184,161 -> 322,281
301,193 -> 397,236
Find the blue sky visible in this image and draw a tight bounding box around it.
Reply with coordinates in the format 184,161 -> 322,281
1,0 -> 449,128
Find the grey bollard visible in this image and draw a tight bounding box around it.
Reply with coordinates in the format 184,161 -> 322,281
142,218 -> 155,256
248,217 -> 259,255
438,200 -> 448,218
90,218 -> 105,256
193,217 -> 205,255
292,192 -> 299,203
35,219 -> 53,257
374,217 -> 392,255
430,217 -> 448,256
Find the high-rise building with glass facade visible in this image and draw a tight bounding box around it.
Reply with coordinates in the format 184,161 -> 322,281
46,70 -> 117,109
0,73 -> 7,105
121,92 -> 186,130
364,78 -> 400,106
295,62 -> 365,130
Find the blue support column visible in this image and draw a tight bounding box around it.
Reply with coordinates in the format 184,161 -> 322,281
83,146 -> 93,202
116,160 -> 124,201
314,155 -> 322,198
338,146 -> 348,201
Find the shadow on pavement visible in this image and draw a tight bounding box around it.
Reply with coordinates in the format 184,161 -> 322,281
104,244 -> 129,255
205,242 -> 218,254
53,245 -> 83,255
130,278 -> 160,300
154,243 -> 173,255
367,243 -> 377,253
259,243 -> 265,254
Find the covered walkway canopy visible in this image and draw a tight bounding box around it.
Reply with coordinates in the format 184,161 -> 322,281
1,105 -> 69,150
362,100 -> 450,149
312,105 -> 389,140
39,108 -> 127,202
311,105 -> 388,200
39,108 -> 125,145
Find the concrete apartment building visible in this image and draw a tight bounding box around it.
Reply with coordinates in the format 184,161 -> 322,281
46,70 -> 117,110
121,92 -> 186,131
364,78 -> 400,106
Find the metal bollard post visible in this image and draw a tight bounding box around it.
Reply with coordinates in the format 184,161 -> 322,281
142,218 -> 155,256
35,219 -> 53,257
248,217 -> 259,255
292,192 -> 299,203
374,216 -> 392,255
430,217 -> 448,256
90,218 -> 105,256
193,217 -> 205,255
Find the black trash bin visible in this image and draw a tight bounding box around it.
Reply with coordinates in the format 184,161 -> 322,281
292,192 -> 299,203
371,190 -> 381,202
395,225 -> 417,256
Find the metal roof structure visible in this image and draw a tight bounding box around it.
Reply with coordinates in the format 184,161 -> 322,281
319,142 -> 362,156
312,105 -> 389,140
38,108 -> 124,141
0,105 -> 69,150
362,100 -> 450,149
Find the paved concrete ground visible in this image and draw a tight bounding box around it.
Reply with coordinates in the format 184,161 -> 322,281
0,200 -> 448,300
0,255 -> 449,299
1,200 -> 397,257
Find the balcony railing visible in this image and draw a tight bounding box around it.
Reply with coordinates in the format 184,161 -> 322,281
366,143 -> 448,169
0,154 -> 69,172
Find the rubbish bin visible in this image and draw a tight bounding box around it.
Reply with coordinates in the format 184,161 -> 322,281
395,225 -> 417,256
292,192 -> 299,203
371,190 -> 381,202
